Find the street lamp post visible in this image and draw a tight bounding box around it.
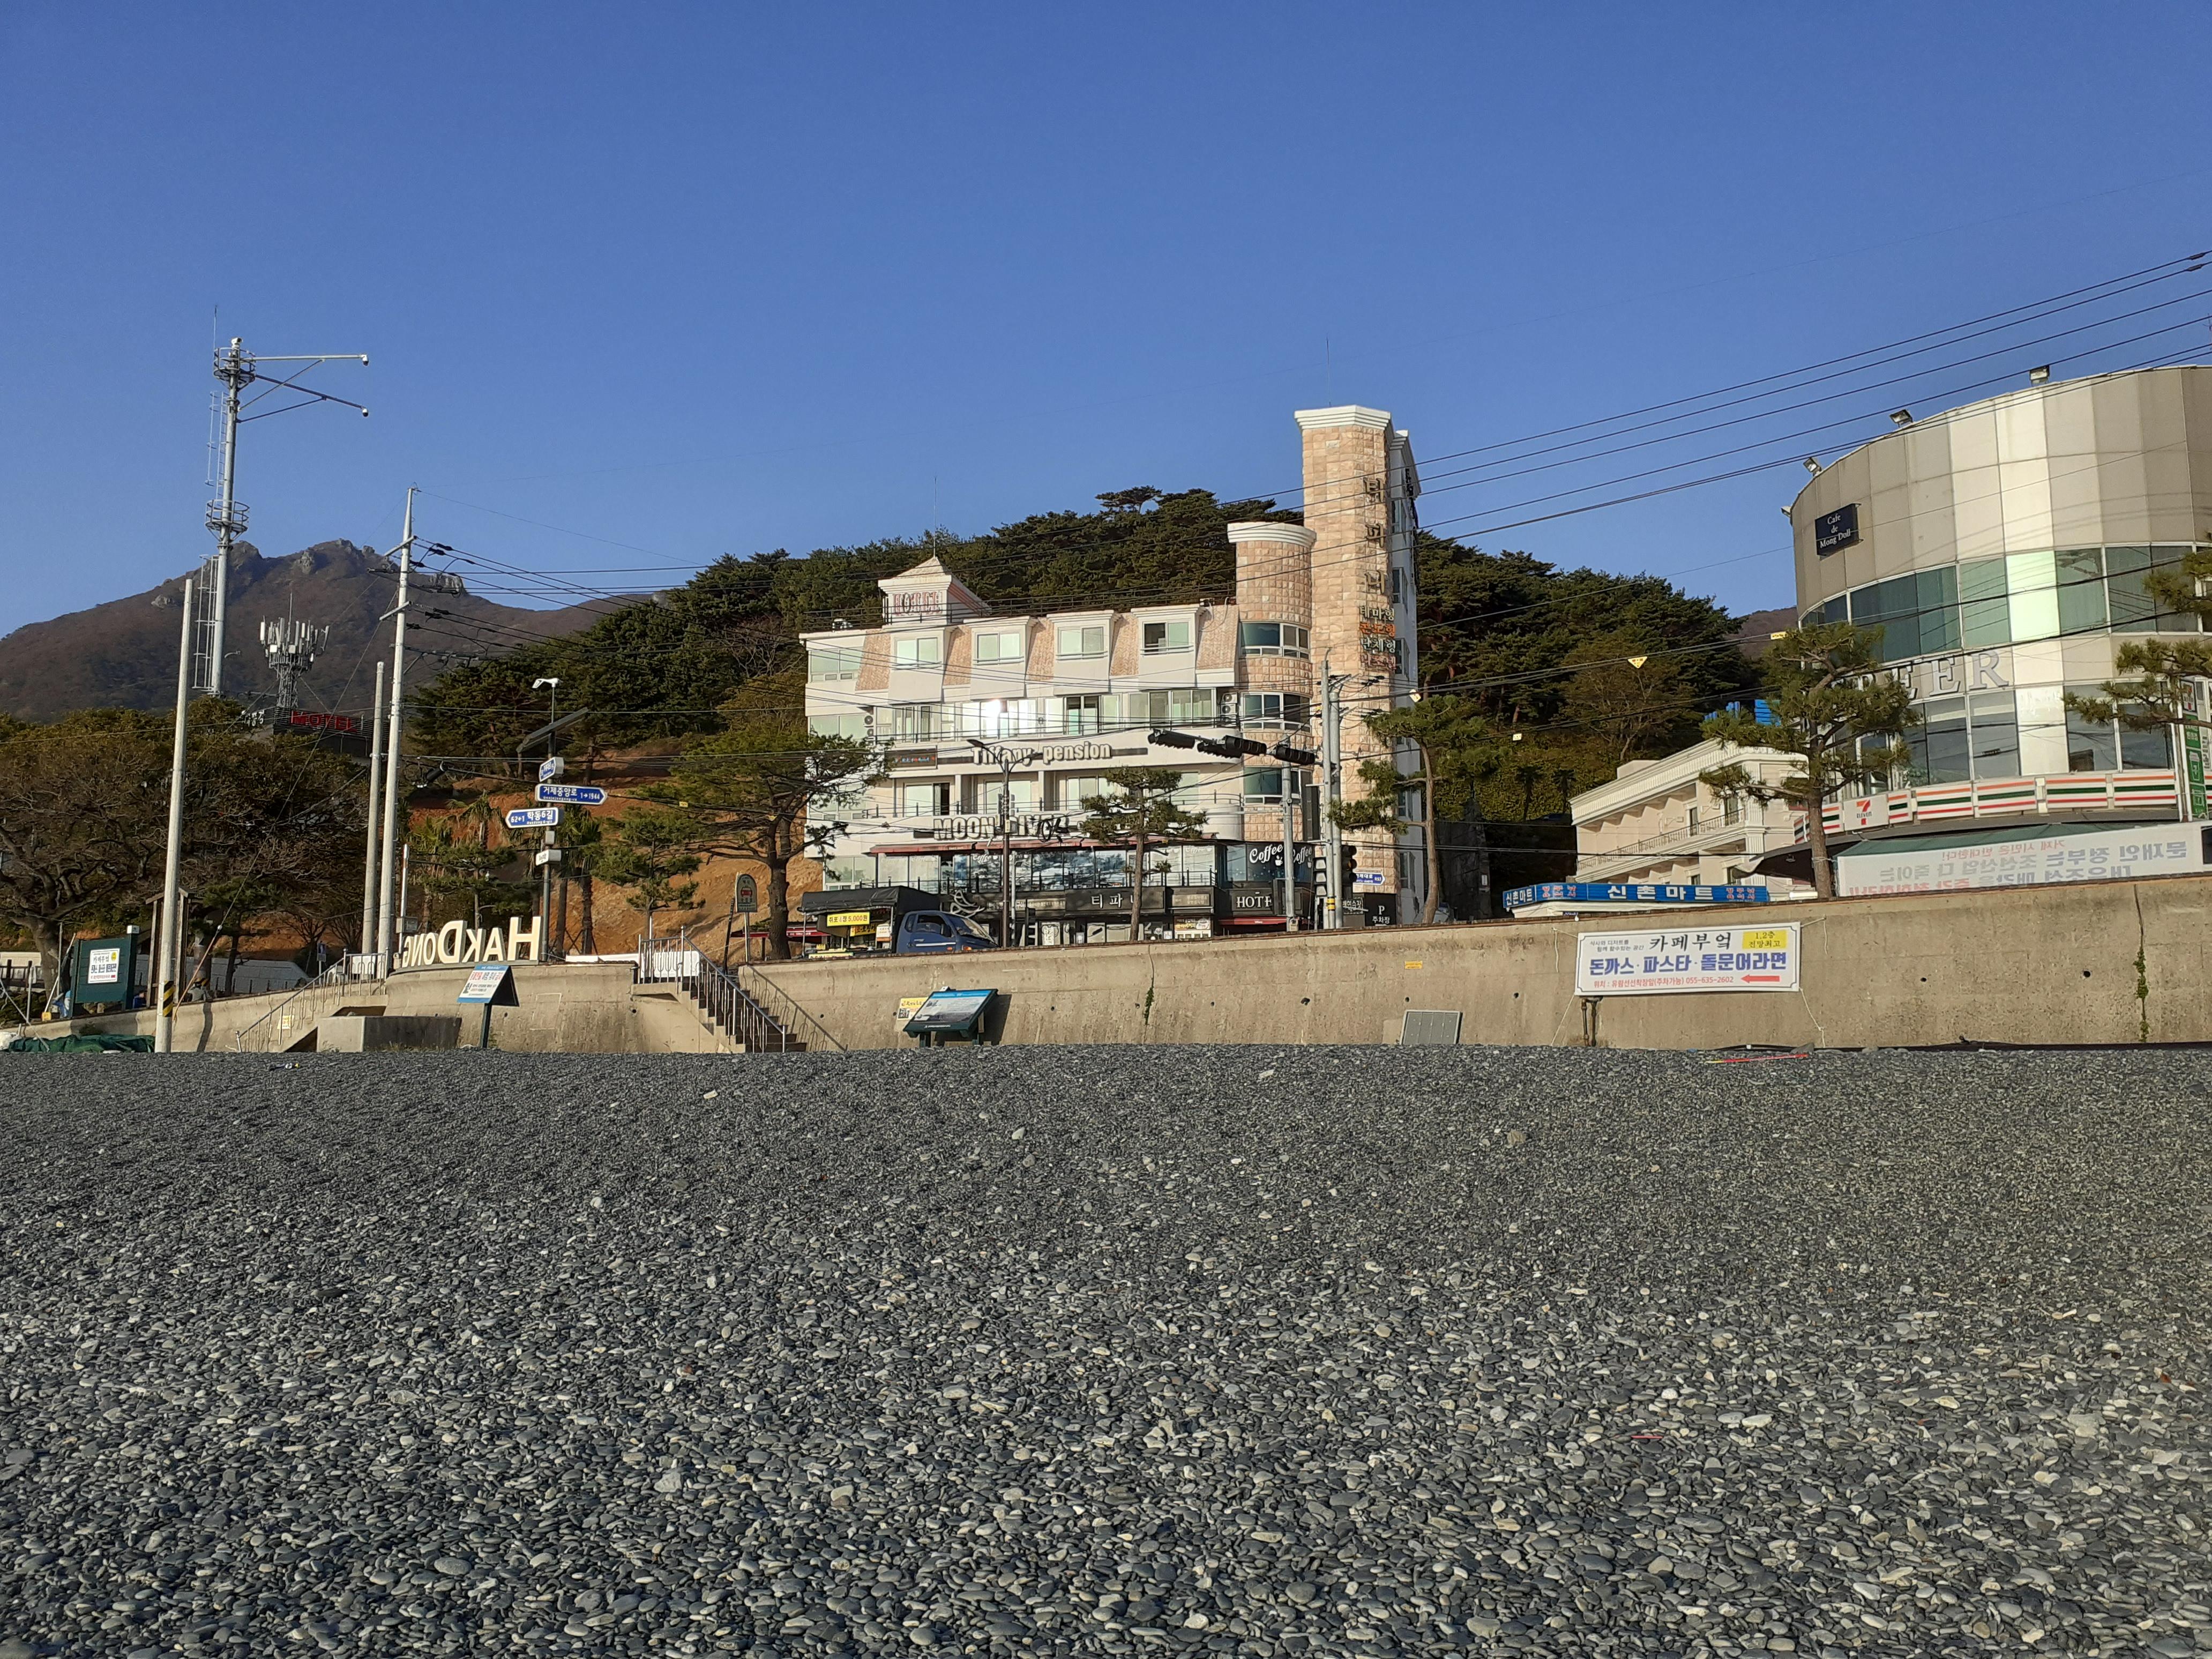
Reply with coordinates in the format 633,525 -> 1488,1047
968,739 -> 1038,947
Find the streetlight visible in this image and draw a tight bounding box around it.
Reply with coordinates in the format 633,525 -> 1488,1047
532,678 -> 559,950
967,738 -> 1039,946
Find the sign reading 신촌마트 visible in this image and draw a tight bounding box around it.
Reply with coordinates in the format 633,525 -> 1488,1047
1575,924 -> 1800,995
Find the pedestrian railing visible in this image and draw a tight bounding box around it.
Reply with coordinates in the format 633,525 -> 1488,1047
230,963 -> 356,1052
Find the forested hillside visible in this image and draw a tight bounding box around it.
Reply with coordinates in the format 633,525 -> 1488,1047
412,488 -> 1753,816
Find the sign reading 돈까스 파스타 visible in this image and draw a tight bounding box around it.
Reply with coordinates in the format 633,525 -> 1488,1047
1576,924 -> 1800,995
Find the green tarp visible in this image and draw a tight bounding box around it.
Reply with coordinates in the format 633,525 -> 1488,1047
6,1033 -> 155,1053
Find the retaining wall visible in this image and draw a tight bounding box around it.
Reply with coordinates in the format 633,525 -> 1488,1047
748,874 -> 2212,1052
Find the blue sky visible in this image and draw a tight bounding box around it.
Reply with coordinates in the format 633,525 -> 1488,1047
5,2 -> 2209,638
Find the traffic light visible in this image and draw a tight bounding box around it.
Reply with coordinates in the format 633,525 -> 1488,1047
1339,844 -> 1358,896
1269,740 -> 1318,766
1148,728 -> 1199,749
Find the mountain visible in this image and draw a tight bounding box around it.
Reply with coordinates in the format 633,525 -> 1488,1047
0,541 -> 603,722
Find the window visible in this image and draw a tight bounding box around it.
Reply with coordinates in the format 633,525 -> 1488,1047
808,644 -> 862,682
1721,795 -> 1743,827
1242,768 -> 1285,802
1910,696 -> 1971,783
2064,688 -> 2119,773
820,857 -> 872,890
1055,774 -> 1112,809
974,631 -> 1025,664
808,712 -> 870,740
2106,545 -> 2199,633
1686,805 -> 1700,834
894,781 -> 950,818
887,704 -> 938,742
1126,687 -> 1223,725
1060,694 -> 1104,734
1141,618 -> 1192,654
1057,624 -> 1107,659
972,778 -> 1040,816
1239,621 -> 1309,657
1958,559 -> 2009,647
2120,720 -> 2173,771
893,636 -> 942,669
1239,692 -> 1311,728
1967,690 -> 2019,779
877,854 -> 944,893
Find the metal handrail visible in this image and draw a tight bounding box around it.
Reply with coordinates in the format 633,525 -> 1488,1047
734,961 -> 845,1052
686,954 -> 806,1053
230,962 -> 356,1052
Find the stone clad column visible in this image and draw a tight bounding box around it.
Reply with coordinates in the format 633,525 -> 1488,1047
1228,521 -> 1317,853
1296,405 -> 1405,903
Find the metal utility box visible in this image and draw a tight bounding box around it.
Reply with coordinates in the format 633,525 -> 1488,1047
71,933 -> 142,1010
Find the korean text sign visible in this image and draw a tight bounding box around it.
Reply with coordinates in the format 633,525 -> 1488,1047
1575,923 -> 1800,995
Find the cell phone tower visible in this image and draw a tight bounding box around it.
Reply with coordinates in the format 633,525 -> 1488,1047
191,337 -> 369,696
259,616 -> 329,713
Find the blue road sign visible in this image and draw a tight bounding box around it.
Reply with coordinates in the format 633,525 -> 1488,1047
506,806 -> 563,829
539,755 -> 566,783
534,783 -> 607,805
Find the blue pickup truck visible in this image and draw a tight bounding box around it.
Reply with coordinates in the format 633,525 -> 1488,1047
894,911 -> 999,954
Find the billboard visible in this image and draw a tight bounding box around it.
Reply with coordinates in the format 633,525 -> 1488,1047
1834,825 -> 2207,896
1576,924 -> 1800,995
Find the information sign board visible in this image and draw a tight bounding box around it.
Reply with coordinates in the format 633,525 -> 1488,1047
505,805 -> 563,829
1834,825 -> 2207,896
1575,924 -> 1800,995
539,755 -> 565,783
534,782 -> 607,805
733,873 -> 758,915
86,946 -> 122,985
903,987 -> 996,1038
457,965 -> 517,1004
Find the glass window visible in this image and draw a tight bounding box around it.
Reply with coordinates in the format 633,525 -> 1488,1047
1141,618 -> 1191,654
1958,558 -> 2009,647
973,631 -> 1024,664
2004,551 -> 2060,643
1968,690 -> 2020,780
1239,621 -> 1309,656
878,854 -> 944,892
1059,694 -> 1103,734
2064,690 -> 2118,773
1721,794 -> 1743,826
1240,692 -> 1311,727
1910,696 -> 1970,783
887,704 -> 938,741
2107,544 -> 2201,633
807,643 -> 862,682
894,781 -> 950,818
2056,549 -> 2106,635
1850,573 -> 1921,662
2121,721 -> 2173,770
1915,565 -> 1960,656
1057,624 -> 1107,659
893,636 -> 942,668
807,712 -> 870,739
820,856 -> 872,890
1242,768 -> 1285,801
972,777 -> 1040,815
1055,774 -> 1112,810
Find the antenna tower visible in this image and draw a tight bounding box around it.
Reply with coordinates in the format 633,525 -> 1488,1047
259,616 -> 330,713
190,337 -> 369,696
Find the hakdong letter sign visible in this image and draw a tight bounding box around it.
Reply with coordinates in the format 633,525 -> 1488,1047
398,915 -> 544,970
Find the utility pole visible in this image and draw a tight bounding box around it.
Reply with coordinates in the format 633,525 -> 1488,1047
1319,656 -> 1350,929
195,339 -> 368,696
534,677 -> 560,941
1280,762 -> 1298,933
358,662 -> 385,970
373,489 -> 415,974
968,739 -> 1037,946
154,577 -> 193,1054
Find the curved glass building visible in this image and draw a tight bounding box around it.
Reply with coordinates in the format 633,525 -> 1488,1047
1788,364 -> 2212,843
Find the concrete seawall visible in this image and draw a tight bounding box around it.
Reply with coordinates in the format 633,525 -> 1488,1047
27,874 -> 2212,1055
749,873 -> 2212,1051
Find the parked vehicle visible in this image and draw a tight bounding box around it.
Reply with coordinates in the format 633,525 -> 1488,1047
893,911 -> 998,954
